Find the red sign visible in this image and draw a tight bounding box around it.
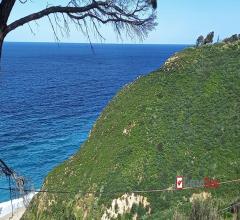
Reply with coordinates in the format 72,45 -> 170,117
176,176 -> 183,190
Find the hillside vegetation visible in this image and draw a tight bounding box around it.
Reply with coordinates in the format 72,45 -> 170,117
23,42 -> 240,220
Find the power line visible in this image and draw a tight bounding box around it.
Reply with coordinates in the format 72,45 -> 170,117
0,178 -> 239,196
0,178 -> 239,216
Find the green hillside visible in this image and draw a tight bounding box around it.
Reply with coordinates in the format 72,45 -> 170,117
22,42 -> 240,220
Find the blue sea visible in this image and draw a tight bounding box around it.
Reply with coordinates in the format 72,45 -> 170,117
0,43 -> 187,202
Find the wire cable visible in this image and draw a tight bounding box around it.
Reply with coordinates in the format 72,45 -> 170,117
0,178 -> 239,195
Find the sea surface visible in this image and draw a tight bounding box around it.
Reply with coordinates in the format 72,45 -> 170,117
0,43 -> 187,202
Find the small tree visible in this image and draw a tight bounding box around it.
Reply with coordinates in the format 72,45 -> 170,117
196,35 -> 204,47
0,0 -> 158,59
223,34 -> 239,43
189,199 -> 221,220
231,34 -> 239,41
203,31 -> 214,45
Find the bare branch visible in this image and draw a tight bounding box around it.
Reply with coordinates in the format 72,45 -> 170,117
6,0 -> 157,41
47,15 -> 60,42
27,23 -> 35,36
6,2 -> 104,33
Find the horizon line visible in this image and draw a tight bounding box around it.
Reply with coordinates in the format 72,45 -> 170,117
4,41 -> 192,46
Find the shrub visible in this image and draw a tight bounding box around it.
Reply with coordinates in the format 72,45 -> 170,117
223,34 -> 239,43
188,199 -> 221,220
203,31 -> 214,45
196,35 -> 204,47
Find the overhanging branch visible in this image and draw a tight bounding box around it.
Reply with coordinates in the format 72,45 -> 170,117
5,0 -> 157,41
6,1 -> 102,34
0,0 -> 158,60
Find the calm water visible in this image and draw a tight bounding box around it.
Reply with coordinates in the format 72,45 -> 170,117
0,43 -> 187,202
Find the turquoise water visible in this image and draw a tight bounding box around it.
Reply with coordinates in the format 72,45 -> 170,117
0,43 -> 187,202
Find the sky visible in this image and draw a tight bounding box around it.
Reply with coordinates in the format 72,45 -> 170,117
5,0 -> 240,44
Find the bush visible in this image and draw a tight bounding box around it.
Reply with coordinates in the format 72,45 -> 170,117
203,31 -> 214,45
230,199 -> 240,220
196,35 -> 204,47
223,34 -> 240,43
188,199 -> 221,220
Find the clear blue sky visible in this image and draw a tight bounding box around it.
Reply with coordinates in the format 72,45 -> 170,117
6,0 -> 240,44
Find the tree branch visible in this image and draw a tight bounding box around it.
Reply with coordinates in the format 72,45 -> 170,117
6,1 -> 104,34
6,0 -> 157,41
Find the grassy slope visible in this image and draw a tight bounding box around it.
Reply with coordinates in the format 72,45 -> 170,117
23,42 -> 240,220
